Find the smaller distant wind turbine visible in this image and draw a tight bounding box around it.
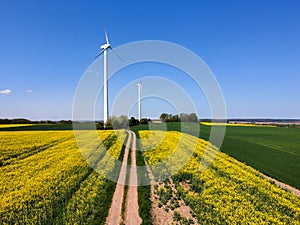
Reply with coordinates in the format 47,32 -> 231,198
95,26 -> 123,126
137,81 -> 142,121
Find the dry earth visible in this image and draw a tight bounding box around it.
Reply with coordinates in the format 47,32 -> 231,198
105,131 -> 142,225
105,131 -> 131,225
125,131 -> 142,225
145,161 -> 199,225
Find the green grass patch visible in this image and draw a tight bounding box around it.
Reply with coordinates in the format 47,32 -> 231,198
134,131 -> 152,225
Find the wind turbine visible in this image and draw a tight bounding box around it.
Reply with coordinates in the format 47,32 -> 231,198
95,27 -> 122,127
137,81 -> 142,121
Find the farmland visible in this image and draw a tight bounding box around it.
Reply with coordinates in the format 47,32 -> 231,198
0,130 -> 127,224
139,130 -> 300,224
132,122 -> 300,189
0,124 -> 36,128
1,124 -> 299,224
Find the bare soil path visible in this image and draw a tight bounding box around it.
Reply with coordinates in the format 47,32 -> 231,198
105,130 -> 142,225
105,131 -> 132,225
125,131 -> 142,225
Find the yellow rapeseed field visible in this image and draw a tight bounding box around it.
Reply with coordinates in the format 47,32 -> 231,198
140,130 -> 300,224
200,122 -> 276,127
0,130 -> 126,225
0,124 -> 35,128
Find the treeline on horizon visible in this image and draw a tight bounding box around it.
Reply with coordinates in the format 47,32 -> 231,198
1,117 -> 299,125
101,113 -> 201,129
159,113 -> 199,122
0,118 -> 73,124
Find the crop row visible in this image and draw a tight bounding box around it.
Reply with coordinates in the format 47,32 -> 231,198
59,131 -> 126,224
139,130 -> 300,224
0,131 -> 75,166
0,130 -> 126,225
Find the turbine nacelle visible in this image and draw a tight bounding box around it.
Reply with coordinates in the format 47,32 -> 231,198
101,43 -> 110,50
137,81 -> 142,91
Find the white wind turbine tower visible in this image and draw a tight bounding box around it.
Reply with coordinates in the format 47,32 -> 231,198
95,27 -> 122,126
137,81 -> 142,121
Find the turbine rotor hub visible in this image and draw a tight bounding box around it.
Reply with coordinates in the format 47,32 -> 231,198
101,43 -> 110,50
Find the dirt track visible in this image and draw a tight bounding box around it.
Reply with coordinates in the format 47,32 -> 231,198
105,130 -> 141,225
125,131 -> 142,225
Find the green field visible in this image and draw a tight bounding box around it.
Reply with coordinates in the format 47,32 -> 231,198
132,122 -> 300,189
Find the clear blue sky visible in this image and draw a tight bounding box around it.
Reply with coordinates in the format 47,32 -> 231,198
1,0 -> 299,120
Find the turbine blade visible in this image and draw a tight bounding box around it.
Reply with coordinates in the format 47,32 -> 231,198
95,49 -> 104,59
104,25 -> 109,44
109,46 -> 124,62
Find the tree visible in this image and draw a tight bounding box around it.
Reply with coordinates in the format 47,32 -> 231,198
0,119 -> 10,124
180,113 -> 189,122
60,120 -> 72,124
96,122 -> 104,130
188,113 -> 198,122
11,118 -> 31,124
140,118 -> 149,125
105,117 -> 114,129
112,115 -> 128,129
160,113 -> 169,122
171,115 -> 180,122
129,117 -> 139,126
159,113 -> 198,123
